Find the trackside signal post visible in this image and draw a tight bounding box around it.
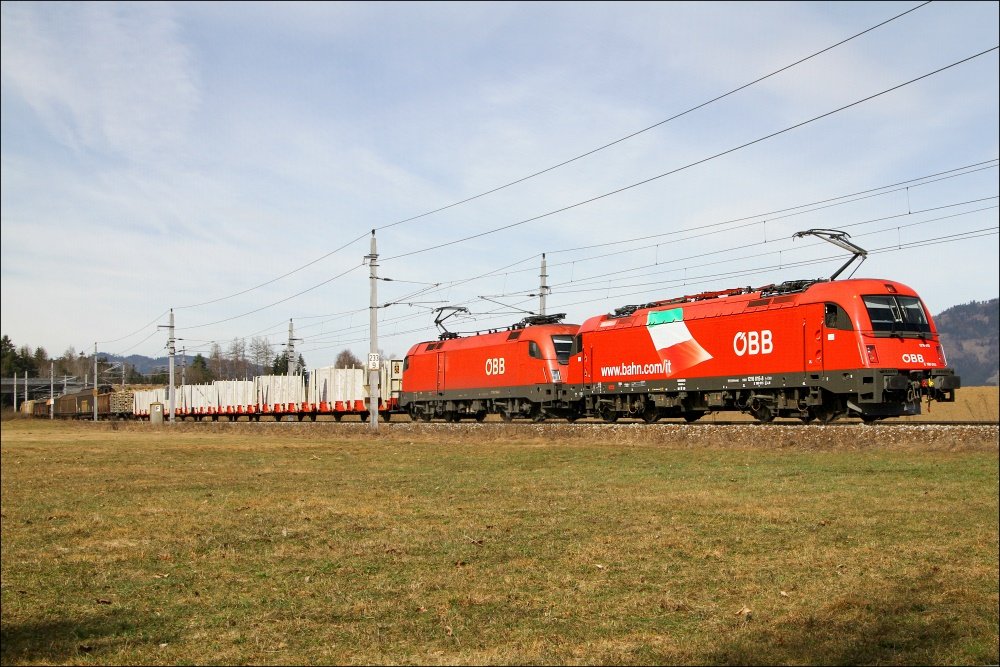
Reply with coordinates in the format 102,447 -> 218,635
367,230 -> 380,432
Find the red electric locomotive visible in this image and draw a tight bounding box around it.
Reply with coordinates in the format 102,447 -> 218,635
399,314 -> 580,422
565,277 -> 959,423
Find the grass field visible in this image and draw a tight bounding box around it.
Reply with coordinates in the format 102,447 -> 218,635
1,416 -> 997,665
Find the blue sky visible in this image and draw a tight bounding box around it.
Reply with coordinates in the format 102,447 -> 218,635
2,1 -> 997,369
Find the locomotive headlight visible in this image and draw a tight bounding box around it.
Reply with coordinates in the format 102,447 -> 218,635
551,368 -> 562,383
866,345 -> 879,364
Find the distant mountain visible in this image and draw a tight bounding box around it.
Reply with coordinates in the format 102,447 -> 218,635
935,298 -> 999,386
110,354 -> 169,375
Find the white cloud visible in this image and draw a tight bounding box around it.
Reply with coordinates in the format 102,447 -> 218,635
1,2 -> 199,160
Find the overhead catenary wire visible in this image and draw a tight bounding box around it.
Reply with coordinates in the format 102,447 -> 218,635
299,199 -> 997,348
298,228 -> 997,354
308,231 -> 999,351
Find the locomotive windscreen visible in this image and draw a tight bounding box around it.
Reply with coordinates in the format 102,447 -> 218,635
863,295 -> 931,334
552,335 -> 574,364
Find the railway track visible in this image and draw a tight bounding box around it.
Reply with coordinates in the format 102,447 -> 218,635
153,417 -> 998,428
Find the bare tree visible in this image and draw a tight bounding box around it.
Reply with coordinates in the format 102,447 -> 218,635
249,336 -> 273,375
210,342 -> 225,380
335,349 -> 363,368
228,337 -> 248,379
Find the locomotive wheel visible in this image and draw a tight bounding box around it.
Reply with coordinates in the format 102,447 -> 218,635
799,412 -> 815,424
752,405 -> 775,423
360,411 -> 370,422
598,405 -> 618,423
474,410 -> 487,422
333,414 -> 343,422
380,412 -> 391,422
500,409 -> 514,423
860,414 -> 883,425
419,411 -> 431,422
682,412 -> 703,423
641,405 -> 660,423
813,406 -> 840,424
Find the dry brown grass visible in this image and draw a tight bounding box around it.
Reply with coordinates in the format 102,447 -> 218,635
1,418 -> 997,665
696,385 -> 999,423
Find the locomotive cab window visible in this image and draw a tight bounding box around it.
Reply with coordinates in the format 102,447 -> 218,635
551,335 -> 574,364
863,295 -> 931,335
824,303 -> 853,331
527,341 -> 542,359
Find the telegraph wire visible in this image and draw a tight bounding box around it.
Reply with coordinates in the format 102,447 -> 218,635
106,0 -> 923,341
174,232 -> 370,311
103,1 -> 929,345
299,226 -> 995,353
371,2 -> 931,235
108,327 -> 163,357
543,229 -> 999,309
300,209 -> 996,353
298,196 -> 995,346
381,46 -> 999,262
301,229 -> 1000,353
173,184 -> 998,353
537,196 -> 999,290
550,217 -> 999,296
176,265 -> 365,331
96,309 -> 170,345
542,160 -> 998,258
72,2 -> 968,353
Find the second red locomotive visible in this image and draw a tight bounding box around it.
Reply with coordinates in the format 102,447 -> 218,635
401,315 -> 579,422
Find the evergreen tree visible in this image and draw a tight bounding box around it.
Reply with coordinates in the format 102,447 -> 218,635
188,354 -> 214,384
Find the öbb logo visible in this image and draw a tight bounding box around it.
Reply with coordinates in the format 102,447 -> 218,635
902,353 -> 925,363
733,330 -> 773,356
485,358 -> 506,375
